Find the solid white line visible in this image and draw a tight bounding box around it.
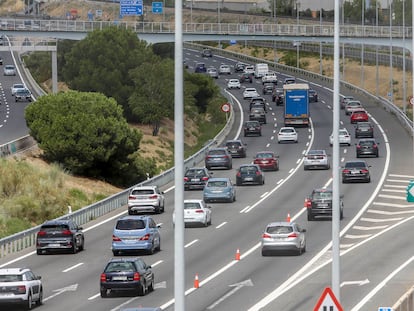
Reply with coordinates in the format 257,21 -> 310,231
372,202 -> 414,208
215,222 -> 227,229
164,185 -> 175,193
184,239 -> 199,248
260,192 -> 269,198
240,206 -> 250,213
353,225 -> 389,230
389,174 -> 414,178
296,159 -> 301,164
367,209 -> 414,215
243,206 -> 256,213
88,293 -> 100,300
383,185 -> 407,188
344,234 -> 372,239
381,189 -> 405,193
360,217 -> 403,222
276,179 -> 284,184
62,263 -> 84,273
378,194 -> 405,200
386,179 -> 411,183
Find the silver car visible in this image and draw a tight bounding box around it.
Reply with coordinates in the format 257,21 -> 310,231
207,67 -> 219,79
127,186 -> 165,214
3,64 -> 16,76
345,100 -> 363,115
329,128 -> 351,146
303,149 -> 330,170
227,79 -> 241,89
261,222 -> 306,256
219,64 -> 231,75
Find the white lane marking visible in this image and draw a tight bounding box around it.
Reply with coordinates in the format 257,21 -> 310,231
88,293 -> 100,300
360,217 -> 403,222
306,142 -> 309,146
185,239 -> 199,248
62,263 -> 84,273
343,148 -> 347,153
165,185 -> 175,193
302,150 -> 306,155
288,168 -> 294,174
276,179 -> 284,185
386,179 -> 412,183
378,194 -> 405,200
273,130 -> 276,133
240,206 -> 250,213
215,222 -> 227,229
344,234 -> 372,239
270,136 -> 274,140
383,185 -> 406,189
323,178 -> 333,188
151,260 -> 163,267
381,189 -> 405,193
367,209 -> 414,215
260,192 -> 268,198
389,174 -> 414,178
353,225 -> 388,230
224,90 -> 243,140
373,202 -> 414,208
266,143 -> 270,148
341,157 -> 345,162
296,159 -> 301,164
243,206 -> 255,213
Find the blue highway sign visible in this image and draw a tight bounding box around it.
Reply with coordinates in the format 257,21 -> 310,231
152,2 -> 163,14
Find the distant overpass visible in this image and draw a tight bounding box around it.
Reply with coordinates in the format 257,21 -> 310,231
0,18 -> 412,50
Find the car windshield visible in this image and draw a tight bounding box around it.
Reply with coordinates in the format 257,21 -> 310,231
116,219 -> 145,230
0,274 -> 23,282
41,224 -> 69,231
240,166 -> 258,174
185,169 -> 206,177
131,189 -> 155,195
312,191 -> 332,200
345,162 -> 366,168
207,180 -> 227,187
184,202 -> 202,210
208,149 -> 225,155
105,262 -> 135,273
266,226 -> 293,234
256,153 -> 273,159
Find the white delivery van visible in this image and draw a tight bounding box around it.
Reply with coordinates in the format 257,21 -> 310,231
254,63 -> 269,79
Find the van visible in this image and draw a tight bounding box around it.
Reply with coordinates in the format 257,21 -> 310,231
254,63 -> 269,79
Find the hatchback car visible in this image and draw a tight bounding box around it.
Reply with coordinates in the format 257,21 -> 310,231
250,97 -> 267,112
350,109 -> 369,123
304,188 -> 344,221
261,222 -> 306,256
253,151 -> 279,171
100,257 -> 154,297
201,48 -> 212,57
15,88 -> 32,102
239,72 -> 253,83
355,122 -> 374,138
184,167 -> 211,190
3,64 -> 16,76
173,199 -> 212,227
0,268 -> 43,309
234,62 -> 246,72
203,177 -> 236,203
11,83 -> 25,96
308,89 -> 318,102
205,147 -> 232,170
272,88 -> 284,106
262,83 -> 274,95
236,164 -> 265,186
277,127 -> 298,143
36,219 -> 84,254
243,120 -> 262,137
225,139 -> 247,158
345,100 -> 363,115
243,87 -> 259,99
342,160 -> 371,183
207,67 -> 218,79
341,95 -> 354,109
219,64 -> 231,75
112,215 -> 161,256
127,186 -> 165,214
356,138 -> 379,158
329,128 -> 351,146
227,79 -> 241,89
303,149 -> 330,170
194,62 -> 206,73
249,107 -> 266,124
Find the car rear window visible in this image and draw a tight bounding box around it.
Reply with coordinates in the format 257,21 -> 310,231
266,226 -> 293,234
226,142 -> 241,148
0,274 -> 23,282
184,202 -> 201,210
105,262 -> 135,273
245,121 -> 259,126
131,189 -> 155,195
345,162 -> 366,168
185,169 -> 205,177
41,224 -> 69,231
207,181 -> 227,187
208,149 -> 226,155
312,191 -> 332,200
256,153 -> 273,158
240,166 -> 258,174
359,140 -> 374,146
116,219 -> 145,230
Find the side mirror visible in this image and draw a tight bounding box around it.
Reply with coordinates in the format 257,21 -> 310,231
301,229 -> 307,233
157,224 -> 162,228
78,227 -> 83,230
207,205 -> 212,209
37,276 -> 42,280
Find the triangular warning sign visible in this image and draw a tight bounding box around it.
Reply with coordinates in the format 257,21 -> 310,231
313,287 -> 344,311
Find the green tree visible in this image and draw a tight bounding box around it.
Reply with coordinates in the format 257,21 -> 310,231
25,91 -> 143,186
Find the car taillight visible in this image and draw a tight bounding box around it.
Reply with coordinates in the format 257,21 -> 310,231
356,145 -> 361,149
37,231 -> 46,236
128,195 -> 135,200
236,172 -> 241,177
304,199 -> 312,208
373,144 -> 377,148
133,272 -> 141,281
17,285 -> 26,294
361,169 -> 369,173
288,233 -> 298,238
256,171 -> 261,176
140,234 -> 150,241
262,233 -> 271,239
100,273 -> 107,283
149,194 -> 158,199
62,230 -> 72,235
184,177 -> 189,182
195,210 -> 204,213
224,155 -> 229,158
343,169 -> 350,174
112,235 -> 121,242
201,177 -> 209,181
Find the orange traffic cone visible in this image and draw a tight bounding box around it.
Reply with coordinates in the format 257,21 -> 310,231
235,248 -> 241,261
194,273 -> 199,289
286,213 -> 291,222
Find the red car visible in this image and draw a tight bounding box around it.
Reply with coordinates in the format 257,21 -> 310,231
350,109 -> 369,123
253,151 -> 279,171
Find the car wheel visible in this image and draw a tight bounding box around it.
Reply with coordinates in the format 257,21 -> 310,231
342,179 -> 347,184
228,164 -> 232,170
376,152 -> 379,157
79,237 -> 85,251
71,242 -> 77,254
356,153 -> 360,158
206,165 -> 211,170
36,249 -> 42,255
233,195 -> 236,202
155,205 -> 161,214
36,288 -> 43,306
147,242 -> 155,255
297,247 -> 302,256
156,238 -> 161,251
161,203 -> 165,213
137,282 -> 147,296
304,166 -> 308,171
262,178 -> 265,185
25,293 -> 33,310
340,210 -> 344,220
148,278 -> 155,292
259,131 -> 262,136
236,181 -> 241,186
208,216 -> 212,226
302,244 -> 306,253
326,165 -> 330,170
366,177 -> 371,183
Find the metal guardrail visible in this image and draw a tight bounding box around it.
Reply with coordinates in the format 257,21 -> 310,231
393,286 -> 414,311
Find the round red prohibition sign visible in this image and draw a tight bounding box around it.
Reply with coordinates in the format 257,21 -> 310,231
221,103 -> 231,113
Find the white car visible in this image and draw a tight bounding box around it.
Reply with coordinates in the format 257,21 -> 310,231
3,64 -> 16,76
127,185 -> 165,214
227,79 -> 241,89
244,65 -> 255,75
11,83 -> 25,96
303,149 -> 330,170
173,199 -> 212,227
219,64 -> 231,75
329,128 -> 351,146
0,268 -> 43,309
243,87 -> 259,99
262,71 -> 278,84
277,127 -> 298,143
345,100 -> 363,115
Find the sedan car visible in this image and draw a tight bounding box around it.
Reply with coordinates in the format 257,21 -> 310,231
355,122 -> 374,138
350,109 -> 369,123
205,147 -> 232,170
11,83 -> 25,96
234,62 -> 246,72
15,88 -> 32,102
243,87 -> 259,99
277,127 -> 298,143
250,97 -> 267,112
225,139 -> 247,158
342,160 -> 371,183
329,128 -> 351,146
173,199 -> 212,227
283,77 -> 296,84
184,167 -> 211,190
262,83 -> 274,95
261,222 -> 306,256
36,219 -> 85,254
0,268 -> 43,309
201,48 -> 212,57
219,64 -> 231,75
194,62 -> 207,73
356,138 -> 379,157
341,95 -> 354,109
308,89 -> 318,102
239,72 -> 253,83
236,164 -> 265,186
253,151 -> 279,171
345,100 -> 363,115
249,107 -> 266,124
207,67 -> 219,79
243,120 -> 262,137
303,149 -> 330,170
304,188 -> 344,221
127,185 -> 165,214
203,177 -> 236,203
3,64 -> 16,76
112,215 -> 161,255
227,78 -> 241,89
100,257 -> 154,297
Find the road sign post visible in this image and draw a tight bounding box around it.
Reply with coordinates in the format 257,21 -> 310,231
407,180 -> 414,202
221,103 -> 230,121
313,287 -> 344,311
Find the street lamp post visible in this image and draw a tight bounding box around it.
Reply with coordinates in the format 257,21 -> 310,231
296,1 -> 300,68
402,0 -> 407,113
375,0 -> 379,96
389,0 -> 394,102
320,7 -> 323,75
361,0 -> 364,88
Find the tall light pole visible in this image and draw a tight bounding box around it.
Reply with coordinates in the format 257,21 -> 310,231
402,0 -> 407,113
296,1 -> 300,68
389,0 -> 394,103
375,0 -> 379,96
319,7 -> 323,75
361,0 -> 365,88
342,0 -> 345,80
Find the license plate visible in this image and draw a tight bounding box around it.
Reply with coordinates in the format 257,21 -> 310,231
249,127 -> 255,130
48,243 -> 60,247
317,203 -> 328,207
112,276 -> 127,281
211,190 -> 222,193
191,178 -> 200,182
244,177 -> 253,181
351,170 -> 358,175
0,293 -> 13,297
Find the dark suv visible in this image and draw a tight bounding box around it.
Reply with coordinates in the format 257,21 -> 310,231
184,167 -> 212,190
225,140 -> 247,158
195,63 -> 207,73
355,122 -> 374,138
100,257 -> 154,297
36,219 -> 85,254
243,121 -> 262,137
205,148 -> 232,170
239,72 -> 253,83
305,188 -> 344,221
249,107 -> 266,124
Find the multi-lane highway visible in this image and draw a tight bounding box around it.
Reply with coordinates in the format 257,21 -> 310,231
0,47 -> 413,311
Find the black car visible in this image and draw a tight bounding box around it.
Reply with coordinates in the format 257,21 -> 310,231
205,148 -> 232,170
305,188 -> 344,221
184,167 -> 212,190
309,89 -> 318,102
239,72 -> 253,83
243,120 -> 262,137
355,122 -> 374,138
250,97 -> 267,112
100,257 -> 154,297
342,160 -> 371,183
249,107 -> 266,124
225,139 -> 247,158
36,219 -> 85,254
201,49 -> 212,57
15,88 -> 32,102
236,164 -> 265,186
272,88 -> 284,106
356,138 -> 379,158
234,62 -> 246,72
195,62 -> 206,73
262,83 -> 274,95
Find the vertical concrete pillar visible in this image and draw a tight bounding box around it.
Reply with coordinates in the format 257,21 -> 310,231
52,50 -> 58,93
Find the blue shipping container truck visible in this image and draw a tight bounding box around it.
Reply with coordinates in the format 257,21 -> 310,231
283,83 -> 310,126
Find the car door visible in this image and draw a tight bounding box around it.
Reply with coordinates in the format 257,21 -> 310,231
25,271 -> 40,299
148,218 -> 160,247
136,259 -> 153,286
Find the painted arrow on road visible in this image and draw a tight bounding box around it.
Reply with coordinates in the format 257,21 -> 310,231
44,284 -> 78,301
207,279 -> 254,310
340,279 -> 370,287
